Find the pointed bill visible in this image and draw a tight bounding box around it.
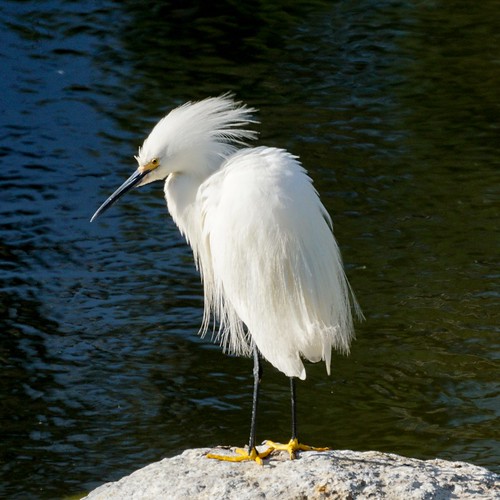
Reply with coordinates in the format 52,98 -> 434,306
90,169 -> 148,222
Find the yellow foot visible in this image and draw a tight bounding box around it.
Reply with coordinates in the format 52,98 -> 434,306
264,437 -> 329,460
206,446 -> 273,465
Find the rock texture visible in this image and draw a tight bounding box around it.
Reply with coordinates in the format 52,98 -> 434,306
83,447 -> 499,499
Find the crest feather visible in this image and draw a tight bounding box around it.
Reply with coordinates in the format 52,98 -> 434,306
137,94 -> 258,164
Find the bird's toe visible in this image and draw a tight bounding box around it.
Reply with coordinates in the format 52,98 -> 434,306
206,446 -> 272,465
264,438 -> 329,459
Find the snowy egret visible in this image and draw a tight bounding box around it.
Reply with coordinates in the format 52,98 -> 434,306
91,95 -> 362,464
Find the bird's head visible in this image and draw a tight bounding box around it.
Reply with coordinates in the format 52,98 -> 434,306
91,94 -> 257,222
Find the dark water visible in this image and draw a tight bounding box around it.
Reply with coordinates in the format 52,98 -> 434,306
1,1 -> 498,498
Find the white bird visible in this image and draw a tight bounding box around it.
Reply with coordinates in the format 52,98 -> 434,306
91,95 -> 362,463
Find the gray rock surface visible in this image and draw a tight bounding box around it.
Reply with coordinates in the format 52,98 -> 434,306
83,447 -> 499,499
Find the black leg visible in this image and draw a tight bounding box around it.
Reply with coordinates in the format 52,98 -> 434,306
248,344 -> 262,451
205,345 -> 268,463
290,377 -> 297,440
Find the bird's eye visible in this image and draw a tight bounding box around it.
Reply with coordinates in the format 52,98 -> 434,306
152,158 -> 159,166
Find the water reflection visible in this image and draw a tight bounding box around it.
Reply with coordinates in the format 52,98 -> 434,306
1,0 -> 498,498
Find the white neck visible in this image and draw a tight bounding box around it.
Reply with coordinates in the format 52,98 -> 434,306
163,146 -> 232,255
163,155 -> 221,261
164,172 -> 200,243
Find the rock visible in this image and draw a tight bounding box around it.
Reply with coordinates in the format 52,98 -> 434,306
83,447 -> 499,499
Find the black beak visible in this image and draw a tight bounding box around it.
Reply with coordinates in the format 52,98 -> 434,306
90,169 -> 148,222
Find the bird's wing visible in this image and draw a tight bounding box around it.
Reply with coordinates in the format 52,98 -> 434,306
198,147 -> 356,379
